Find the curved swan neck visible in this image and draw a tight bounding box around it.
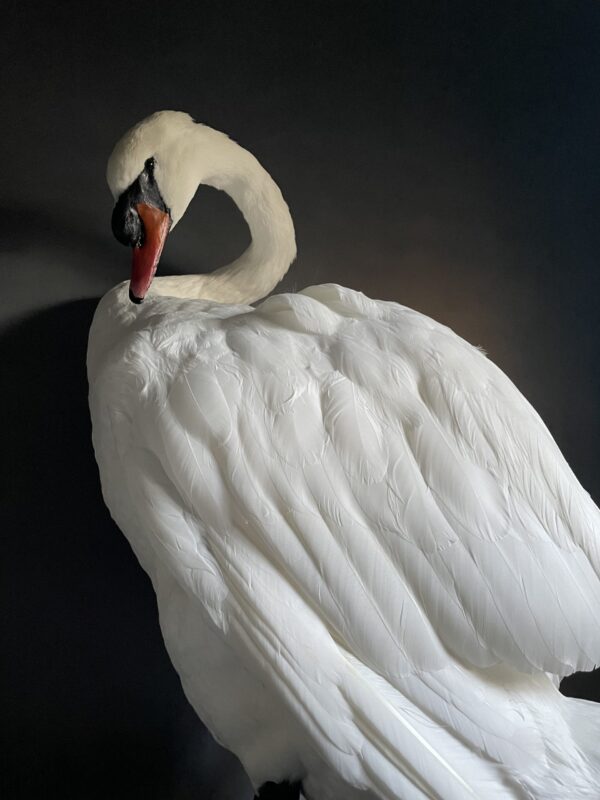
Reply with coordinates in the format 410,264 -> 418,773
153,128 -> 296,305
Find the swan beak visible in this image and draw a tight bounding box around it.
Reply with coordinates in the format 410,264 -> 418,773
129,204 -> 171,304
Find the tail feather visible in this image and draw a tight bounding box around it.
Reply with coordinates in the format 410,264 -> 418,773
325,652 -> 600,800
563,695 -> 600,773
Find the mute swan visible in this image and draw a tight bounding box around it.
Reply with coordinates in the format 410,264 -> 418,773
88,111 -> 600,800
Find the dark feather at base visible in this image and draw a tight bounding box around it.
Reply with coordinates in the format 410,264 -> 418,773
255,779 -> 302,799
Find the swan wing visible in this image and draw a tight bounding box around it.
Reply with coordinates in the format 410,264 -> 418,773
91,284 -> 600,797
145,282 -> 600,680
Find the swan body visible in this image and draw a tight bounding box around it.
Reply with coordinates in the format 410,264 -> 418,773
89,112 -> 600,799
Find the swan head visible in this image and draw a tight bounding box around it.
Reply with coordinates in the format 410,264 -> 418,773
107,111 -> 207,303
108,110 -> 295,306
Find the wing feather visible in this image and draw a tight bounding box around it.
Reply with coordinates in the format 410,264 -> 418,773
91,283 -> 600,797
140,282 -> 600,678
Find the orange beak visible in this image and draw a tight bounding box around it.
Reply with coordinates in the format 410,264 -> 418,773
129,203 -> 171,303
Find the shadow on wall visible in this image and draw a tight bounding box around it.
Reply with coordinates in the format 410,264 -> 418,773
1,300 -> 252,799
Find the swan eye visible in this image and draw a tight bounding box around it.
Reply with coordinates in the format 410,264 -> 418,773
145,157 -> 155,171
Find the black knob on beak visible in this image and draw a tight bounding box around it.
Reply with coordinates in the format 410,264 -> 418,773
111,157 -> 169,248
112,190 -> 143,247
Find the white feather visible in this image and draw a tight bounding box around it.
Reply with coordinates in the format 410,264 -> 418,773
89,112 -> 600,799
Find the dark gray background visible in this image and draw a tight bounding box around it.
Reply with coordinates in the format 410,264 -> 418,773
3,1 -> 599,797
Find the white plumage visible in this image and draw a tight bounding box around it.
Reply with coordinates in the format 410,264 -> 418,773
89,111 -> 600,799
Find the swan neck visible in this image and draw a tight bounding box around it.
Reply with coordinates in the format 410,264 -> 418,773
153,131 -> 296,305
